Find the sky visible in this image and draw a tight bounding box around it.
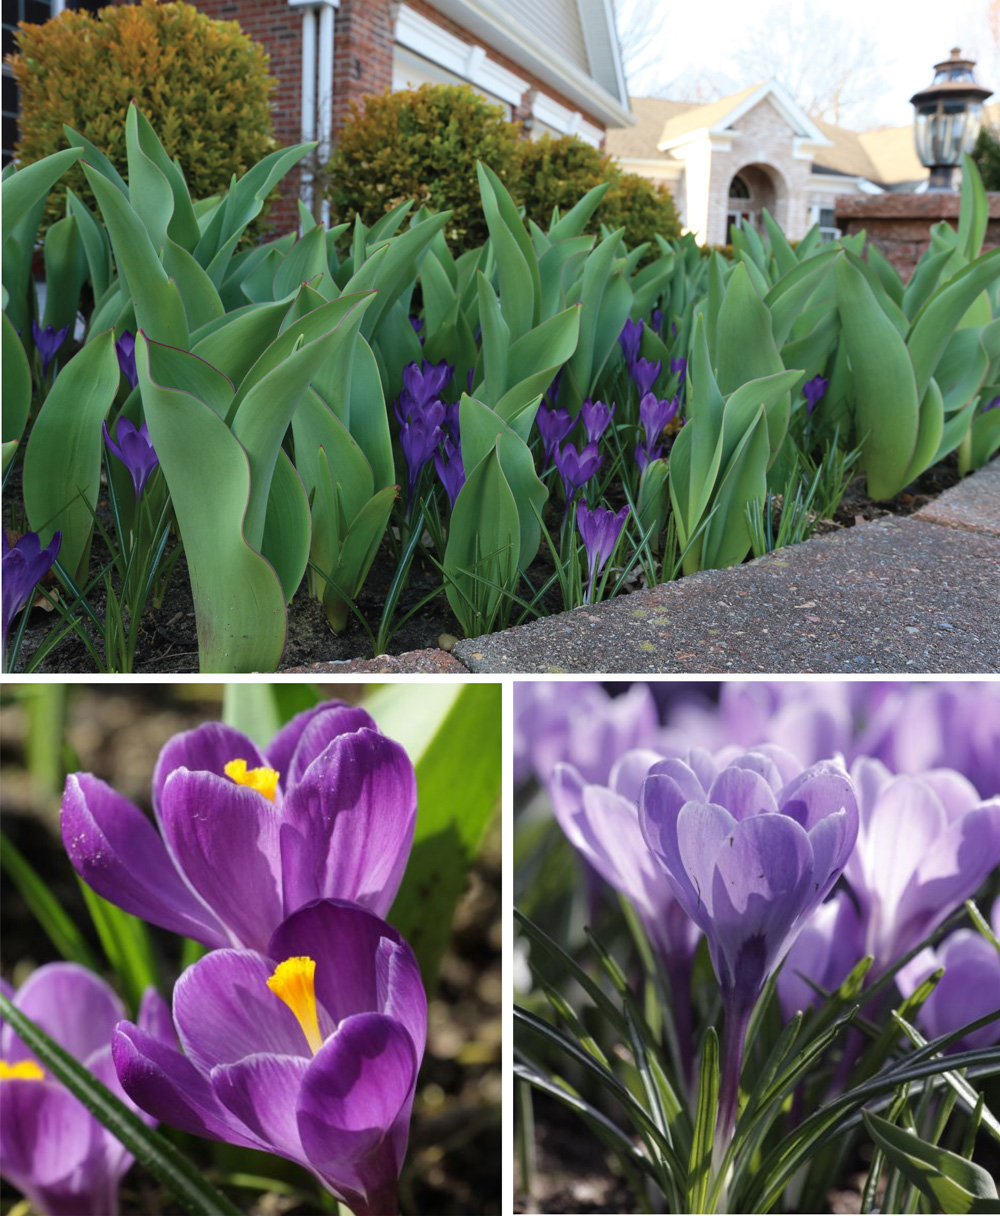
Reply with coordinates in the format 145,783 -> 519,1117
620,0 -> 998,130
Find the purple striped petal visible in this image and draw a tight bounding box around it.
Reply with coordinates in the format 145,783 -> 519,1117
158,770 -> 283,951
268,703 -> 380,788
211,1053 -> 310,1161
3,963 -> 123,1065
61,774 -> 229,947
278,731 -> 416,920
152,723 -> 269,817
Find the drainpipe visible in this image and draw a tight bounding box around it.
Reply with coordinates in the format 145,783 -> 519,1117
289,0 -> 339,229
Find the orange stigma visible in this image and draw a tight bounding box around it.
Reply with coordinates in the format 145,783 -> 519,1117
267,957 -> 323,1054
224,759 -> 279,801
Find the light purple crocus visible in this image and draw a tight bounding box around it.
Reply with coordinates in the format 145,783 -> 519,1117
777,891 -> 863,1019
640,392 -> 679,448
577,502 -> 629,604
103,418 -> 159,502
114,899 -> 426,1216
803,375 -> 829,417
31,321 -> 70,378
640,749 -> 859,1139
581,397 -> 615,444
400,359 -> 452,413
0,964 -> 169,1216
842,758 -> 1000,975
2,530 -> 62,666
61,701 -> 417,953
896,899 -> 1000,1052
670,356 -> 687,382
115,331 -> 138,391
550,749 -> 701,1070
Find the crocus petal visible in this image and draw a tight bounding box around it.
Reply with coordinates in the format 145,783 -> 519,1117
172,951 -> 313,1074
297,1013 -> 419,1213
267,901 -> 424,1054
706,767 -> 779,820
158,769 -> 283,950
152,723 -> 269,817
270,704 -> 379,788
709,813 -> 814,992
61,774 -> 229,947
211,1053 -> 310,1161
112,1023 -> 261,1150
864,777 -> 949,930
5,963 -> 123,1065
279,731 -> 416,920
0,1070 -> 99,1195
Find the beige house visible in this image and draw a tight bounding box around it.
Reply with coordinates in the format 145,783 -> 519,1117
606,80 -> 935,245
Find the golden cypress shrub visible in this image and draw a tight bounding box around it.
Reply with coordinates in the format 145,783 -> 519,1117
9,0 -> 276,231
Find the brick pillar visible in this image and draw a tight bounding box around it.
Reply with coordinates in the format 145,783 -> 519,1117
834,192 -> 1000,281
331,0 -> 395,137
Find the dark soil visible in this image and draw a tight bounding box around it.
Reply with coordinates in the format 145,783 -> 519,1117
6,455 -> 968,674
0,685 -> 500,1216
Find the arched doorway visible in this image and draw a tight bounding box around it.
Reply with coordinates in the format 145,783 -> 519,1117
726,164 -> 784,240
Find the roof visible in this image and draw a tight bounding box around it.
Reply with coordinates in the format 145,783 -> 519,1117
423,0 -> 634,128
606,96 -> 698,158
655,83 -> 762,144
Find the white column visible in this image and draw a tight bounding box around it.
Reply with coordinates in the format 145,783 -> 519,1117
317,1 -> 337,228
299,4 -> 318,222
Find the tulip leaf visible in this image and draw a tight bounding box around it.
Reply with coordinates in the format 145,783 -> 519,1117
67,190 -> 113,304
370,683 -> 501,992
0,993 -> 245,1216
834,253 -> 920,500
477,161 -> 540,341
191,299 -> 291,389
496,305 -> 581,437
84,166 -> 190,349
23,331 -> 121,582
1,146 -> 83,248
2,312 -> 31,449
138,334 -> 287,672
41,214 -> 89,332
221,683 -> 321,747
863,1111 -> 999,1213
260,449 -> 311,603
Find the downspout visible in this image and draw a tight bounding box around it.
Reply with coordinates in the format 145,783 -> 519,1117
317,1 -> 337,229
289,0 -> 338,229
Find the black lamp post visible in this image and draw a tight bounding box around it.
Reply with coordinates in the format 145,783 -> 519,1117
910,48 -> 992,191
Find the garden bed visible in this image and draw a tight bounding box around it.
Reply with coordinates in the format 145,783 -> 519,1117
8,457 -> 974,674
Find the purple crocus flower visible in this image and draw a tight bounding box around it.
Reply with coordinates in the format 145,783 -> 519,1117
554,441 -> 603,505
434,436 -> 465,509
618,318 -> 643,370
400,359 -> 452,413
640,392 -> 679,449
631,356 -> 662,398
114,899 -> 426,1216
550,749 -> 701,1069
896,899 -> 1000,1052
0,964 -> 168,1216
651,308 -> 664,333
399,414 -> 444,507
30,321 -> 70,378
640,749 -> 859,1139
408,315 -> 424,345
803,375 -> 829,417
61,701 -> 417,952
581,397 -> 615,444
535,401 -> 575,468
115,331 -> 138,391
577,502 -> 629,603
777,891 -> 863,1018
103,418 -> 159,502
986,396 -> 1000,412
842,758 -> 1000,975
2,530 -> 62,664
670,356 -> 687,381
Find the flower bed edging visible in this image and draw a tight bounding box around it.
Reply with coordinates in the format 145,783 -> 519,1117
290,460 -> 1000,675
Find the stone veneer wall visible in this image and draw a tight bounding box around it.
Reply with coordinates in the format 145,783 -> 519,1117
834,192 -> 1000,280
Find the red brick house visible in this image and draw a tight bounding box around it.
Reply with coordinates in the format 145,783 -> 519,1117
191,0 -> 634,226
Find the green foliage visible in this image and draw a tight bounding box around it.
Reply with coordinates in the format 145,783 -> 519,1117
10,0 -> 276,234
971,124 -> 1000,191
327,84 -> 522,250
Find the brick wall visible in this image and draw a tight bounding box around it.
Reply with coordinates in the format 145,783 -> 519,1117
834,192 -> 1000,280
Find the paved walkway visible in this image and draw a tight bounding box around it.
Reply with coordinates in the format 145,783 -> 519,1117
291,460 -> 1000,676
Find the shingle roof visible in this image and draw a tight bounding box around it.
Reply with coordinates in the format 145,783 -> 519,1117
605,96 -> 698,159
655,83 -> 763,144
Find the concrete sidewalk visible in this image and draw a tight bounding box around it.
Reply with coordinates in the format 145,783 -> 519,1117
293,460 -> 1000,675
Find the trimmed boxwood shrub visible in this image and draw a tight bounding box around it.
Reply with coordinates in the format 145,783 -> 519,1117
327,84 -> 522,249
9,0 -> 276,231
514,133 -> 682,251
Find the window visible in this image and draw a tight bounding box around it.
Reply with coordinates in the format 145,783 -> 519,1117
729,173 -> 751,200
815,206 -> 840,242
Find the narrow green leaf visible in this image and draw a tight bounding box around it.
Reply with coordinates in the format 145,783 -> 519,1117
78,882 -> 158,1012
687,1028 -> 720,1213
2,147 -> 83,248
0,993 -> 243,1216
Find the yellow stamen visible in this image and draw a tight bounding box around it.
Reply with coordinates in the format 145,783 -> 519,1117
0,1059 -> 45,1081
267,957 -> 324,1054
224,759 -> 279,801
